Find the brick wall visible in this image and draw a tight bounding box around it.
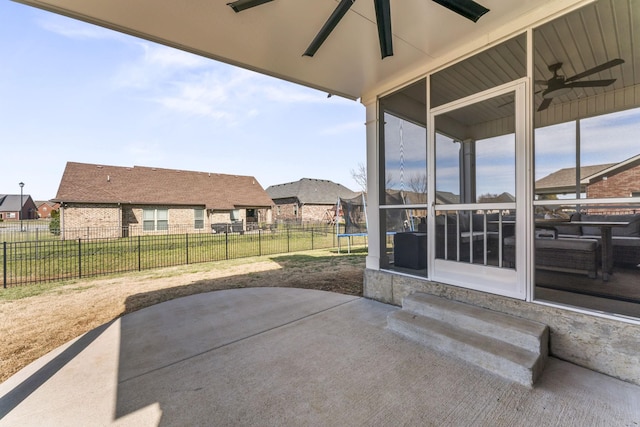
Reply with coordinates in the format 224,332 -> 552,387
587,164 -> 640,198
273,198 -> 299,222
273,198 -> 334,224
301,204 -> 334,223
60,203 -> 268,238
61,203 -> 122,239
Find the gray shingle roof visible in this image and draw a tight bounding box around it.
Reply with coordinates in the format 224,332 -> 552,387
54,162 -> 274,210
0,194 -> 31,211
535,164 -> 615,193
266,178 -> 358,205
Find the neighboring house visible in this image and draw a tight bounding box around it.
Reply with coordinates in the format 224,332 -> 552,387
0,194 -> 37,221
536,154 -> 640,199
266,178 -> 359,224
54,162 -> 273,238
36,201 -> 60,219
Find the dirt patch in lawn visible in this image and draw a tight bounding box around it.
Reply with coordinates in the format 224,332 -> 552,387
0,248 -> 366,383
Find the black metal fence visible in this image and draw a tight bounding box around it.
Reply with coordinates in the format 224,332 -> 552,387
1,225 -> 368,288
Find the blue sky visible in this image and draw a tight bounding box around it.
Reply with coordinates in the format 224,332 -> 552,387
0,1 -> 366,201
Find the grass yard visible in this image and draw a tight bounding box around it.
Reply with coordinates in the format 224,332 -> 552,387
0,247 -> 367,383
2,227 -> 359,287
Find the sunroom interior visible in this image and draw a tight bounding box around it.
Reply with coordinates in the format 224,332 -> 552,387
378,0 -> 640,320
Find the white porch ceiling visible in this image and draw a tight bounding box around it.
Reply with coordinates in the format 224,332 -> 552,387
14,0 -> 558,100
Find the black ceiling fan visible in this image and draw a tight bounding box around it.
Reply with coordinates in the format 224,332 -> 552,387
227,0 -> 489,59
536,58 -> 624,112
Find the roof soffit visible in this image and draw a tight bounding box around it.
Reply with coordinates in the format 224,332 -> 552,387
13,0 -> 583,100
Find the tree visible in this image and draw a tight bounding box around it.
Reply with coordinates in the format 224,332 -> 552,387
408,173 -> 427,194
350,162 -> 367,192
350,162 -> 395,191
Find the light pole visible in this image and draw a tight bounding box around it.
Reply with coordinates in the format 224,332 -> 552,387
19,182 -> 24,232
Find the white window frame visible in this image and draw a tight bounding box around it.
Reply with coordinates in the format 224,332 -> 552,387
143,208 -> 169,231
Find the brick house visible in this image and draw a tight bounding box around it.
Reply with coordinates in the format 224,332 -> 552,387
36,201 -> 60,219
54,162 -> 273,238
266,178 -> 359,224
0,194 -> 38,221
535,154 -> 640,199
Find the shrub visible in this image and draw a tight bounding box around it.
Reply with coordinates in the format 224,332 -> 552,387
49,210 -> 60,236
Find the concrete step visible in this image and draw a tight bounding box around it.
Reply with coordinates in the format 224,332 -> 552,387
388,293 -> 549,387
402,293 -> 548,356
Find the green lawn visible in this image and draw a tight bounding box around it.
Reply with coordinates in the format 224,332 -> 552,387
1,227 -> 367,288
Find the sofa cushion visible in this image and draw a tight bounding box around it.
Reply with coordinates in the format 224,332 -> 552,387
554,213 -> 582,236
581,214 -> 640,237
610,214 -> 640,237
611,236 -> 640,246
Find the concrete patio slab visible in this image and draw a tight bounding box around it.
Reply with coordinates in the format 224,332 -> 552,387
1,287 -> 639,426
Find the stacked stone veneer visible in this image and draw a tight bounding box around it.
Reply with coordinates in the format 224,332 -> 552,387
61,203 -> 247,239
364,269 -> 640,386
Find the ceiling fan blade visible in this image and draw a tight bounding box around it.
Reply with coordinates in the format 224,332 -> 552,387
227,0 -> 273,13
304,0 -> 355,57
431,0 -> 489,23
565,58 -> 624,83
566,79 -> 616,88
374,0 -> 393,59
537,98 -> 553,112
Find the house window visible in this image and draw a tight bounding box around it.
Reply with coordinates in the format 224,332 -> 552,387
143,208 -> 168,231
194,209 -> 204,229
230,209 -> 240,221
293,205 -> 298,217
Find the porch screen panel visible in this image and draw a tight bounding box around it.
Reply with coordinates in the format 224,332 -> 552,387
433,92 -> 516,269
532,0 -> 640,319
379,78 -> 428,278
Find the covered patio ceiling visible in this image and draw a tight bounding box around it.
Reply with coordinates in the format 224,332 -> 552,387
14,0 -> 564,100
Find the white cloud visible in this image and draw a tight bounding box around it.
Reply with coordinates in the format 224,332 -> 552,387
38,15 -> 125,41
154,95 -> 232,121
141,44 -> 210,69
320,121 -> 364,135
109,42 -> 333,124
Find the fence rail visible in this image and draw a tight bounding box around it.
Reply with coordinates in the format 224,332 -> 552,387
1,225 -> 367,288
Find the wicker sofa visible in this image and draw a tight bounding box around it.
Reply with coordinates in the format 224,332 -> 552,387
554,213 -> 640,267
503,235 -> 599,278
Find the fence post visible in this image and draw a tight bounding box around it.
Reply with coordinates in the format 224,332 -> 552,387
311,227 -> 314,250
225,231 -> 229,260
78,238 -> 82,279
3,242 -> 6,288
186,233 -> 189,265
259,229 -> 262,256
138,235 -> 141,271
287,228 -> 290,253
